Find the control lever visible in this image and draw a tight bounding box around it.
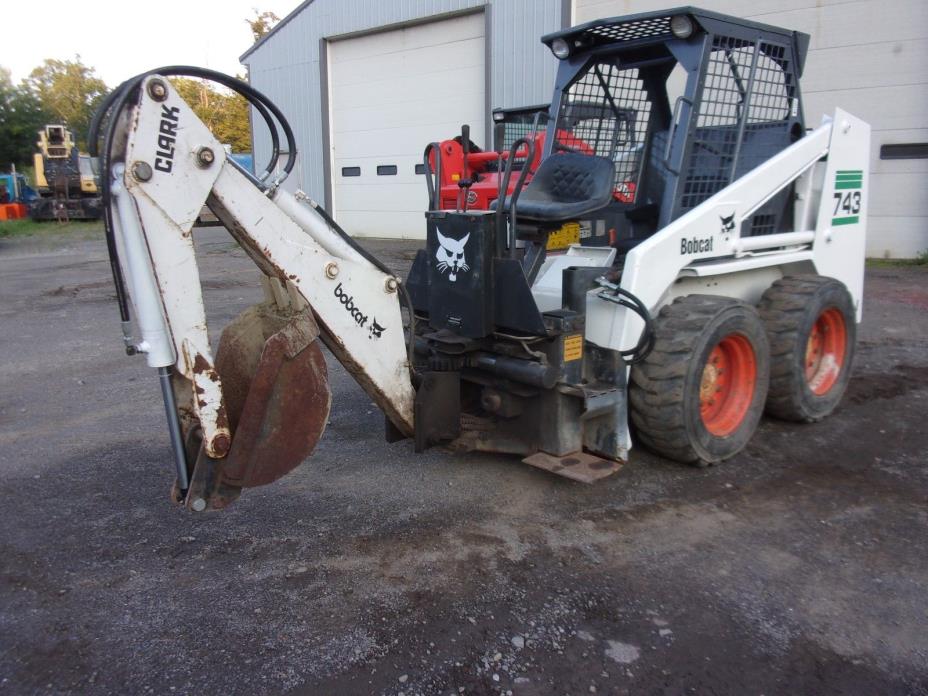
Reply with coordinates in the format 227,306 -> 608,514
457,124 -> 476,212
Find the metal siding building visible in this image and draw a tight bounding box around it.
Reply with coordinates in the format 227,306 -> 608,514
243,0 -> 927,255
241,0 -> 567,238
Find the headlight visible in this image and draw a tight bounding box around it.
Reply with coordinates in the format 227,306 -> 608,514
550,37 -> 571,60
492,111 -> 505,122
670,15 -> 694,39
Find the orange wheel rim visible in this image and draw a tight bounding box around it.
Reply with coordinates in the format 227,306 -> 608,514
805,307 -> 847,395
700,333 -> 757,437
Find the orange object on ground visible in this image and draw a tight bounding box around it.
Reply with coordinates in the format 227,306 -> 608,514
0,203 -> 28,220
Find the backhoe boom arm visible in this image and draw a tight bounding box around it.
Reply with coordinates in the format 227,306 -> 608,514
108,77 -> 414,506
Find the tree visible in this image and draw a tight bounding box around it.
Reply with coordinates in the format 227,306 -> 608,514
170,78 -> 252,153
0,67 -> 49,170
247,9 -> 281,42
24,56 -> 107,150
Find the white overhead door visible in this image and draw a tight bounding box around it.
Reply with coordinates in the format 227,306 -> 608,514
329,12 -> 486,239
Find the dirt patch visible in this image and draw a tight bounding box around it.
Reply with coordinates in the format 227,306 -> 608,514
45,281 -> 112,297
847,364 -> 928,403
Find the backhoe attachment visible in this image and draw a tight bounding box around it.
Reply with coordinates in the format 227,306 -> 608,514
100,73 -> 414,510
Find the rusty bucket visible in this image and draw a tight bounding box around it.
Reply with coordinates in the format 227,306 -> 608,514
182,302 -> 331,510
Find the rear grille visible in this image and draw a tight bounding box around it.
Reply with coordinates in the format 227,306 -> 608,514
749,213 -> 777,236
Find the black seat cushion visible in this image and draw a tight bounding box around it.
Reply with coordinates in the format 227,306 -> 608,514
493,153 -> 616,223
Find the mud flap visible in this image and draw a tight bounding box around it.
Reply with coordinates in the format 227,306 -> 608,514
182,303 -> 331,511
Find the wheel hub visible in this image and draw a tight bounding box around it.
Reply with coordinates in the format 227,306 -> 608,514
805,307 -> 847,395
699,333 -> 756,437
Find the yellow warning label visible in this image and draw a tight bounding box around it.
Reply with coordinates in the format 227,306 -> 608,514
547,221 -> 581,251
564,334 -> 583,361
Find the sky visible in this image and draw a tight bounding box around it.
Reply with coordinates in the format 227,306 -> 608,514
2,0 -> 298,86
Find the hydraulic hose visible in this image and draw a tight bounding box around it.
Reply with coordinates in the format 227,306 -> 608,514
594,278 -> 656,365
90,66 -> 419,379
89,66 -> 299,330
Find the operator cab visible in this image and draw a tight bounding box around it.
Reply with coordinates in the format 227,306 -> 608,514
538,6 -> 808,253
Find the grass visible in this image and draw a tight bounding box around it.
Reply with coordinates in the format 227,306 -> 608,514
0,218 -> 103,239
866,250 -> 928,267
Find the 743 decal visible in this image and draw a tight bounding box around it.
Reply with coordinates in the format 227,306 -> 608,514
832,170 -> 863,226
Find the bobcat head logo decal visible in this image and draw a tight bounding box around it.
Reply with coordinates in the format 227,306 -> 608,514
369,319 -> 385,340
720,213 -> 736,234
435,229 -> 470,282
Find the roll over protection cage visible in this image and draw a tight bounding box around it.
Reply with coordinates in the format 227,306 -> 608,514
540,6 -> 810,235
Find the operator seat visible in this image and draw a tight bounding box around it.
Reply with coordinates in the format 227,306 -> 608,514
494,152 -> 615,223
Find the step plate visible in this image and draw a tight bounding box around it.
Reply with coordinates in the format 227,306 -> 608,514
522,451 -> 623,484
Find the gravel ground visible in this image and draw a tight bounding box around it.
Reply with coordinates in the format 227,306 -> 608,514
0,226 -> 926,695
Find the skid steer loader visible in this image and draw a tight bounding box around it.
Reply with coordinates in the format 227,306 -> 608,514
92,7 -> 868,511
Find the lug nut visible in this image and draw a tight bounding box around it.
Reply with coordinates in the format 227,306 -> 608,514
131,161 -> 153,182
196,147 -> 215,168
324,262 -> 339,279
148,79 -> 168,102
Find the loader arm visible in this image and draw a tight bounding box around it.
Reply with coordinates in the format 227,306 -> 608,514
107,76 -> 414,509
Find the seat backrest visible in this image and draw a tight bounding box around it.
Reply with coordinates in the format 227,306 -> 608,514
523,152 -> 615,207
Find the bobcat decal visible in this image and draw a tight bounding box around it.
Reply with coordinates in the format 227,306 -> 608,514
720,213 -> 736,234
369,319 -> 385,340
435,229 -> 470,282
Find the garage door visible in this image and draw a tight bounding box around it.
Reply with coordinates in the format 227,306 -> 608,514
328,12 -> 486,239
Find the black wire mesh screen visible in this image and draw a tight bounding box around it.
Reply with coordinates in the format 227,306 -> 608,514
554,63 -> 653,203
497,111 -> 550,153
680,36 -> 796,215
581,16 -> 672,44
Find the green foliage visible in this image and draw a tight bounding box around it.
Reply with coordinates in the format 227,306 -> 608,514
866,252 -> 928,267
170,78 -> 252,153
0,67 -> 49,171
24,56 -> 108,151
247,9 -> 281,42
0,218 -> 103,238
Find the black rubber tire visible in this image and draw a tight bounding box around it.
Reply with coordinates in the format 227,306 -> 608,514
759,275 -> 856,423
629,295 -> 770,466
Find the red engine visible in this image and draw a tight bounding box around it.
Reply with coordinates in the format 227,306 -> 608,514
427,129 -> 635,213
429,129 -> 602,211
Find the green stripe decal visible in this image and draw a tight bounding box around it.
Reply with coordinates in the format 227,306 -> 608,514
835,180 -> 863,190
832,216 -> 859,226
836,170 -> 863,175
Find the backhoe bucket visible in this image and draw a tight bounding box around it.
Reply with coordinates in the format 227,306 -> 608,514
182,303 -> 331,510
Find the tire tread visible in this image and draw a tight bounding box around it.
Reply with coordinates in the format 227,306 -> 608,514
758,275 -> 856,422
629,295 -> 765,465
